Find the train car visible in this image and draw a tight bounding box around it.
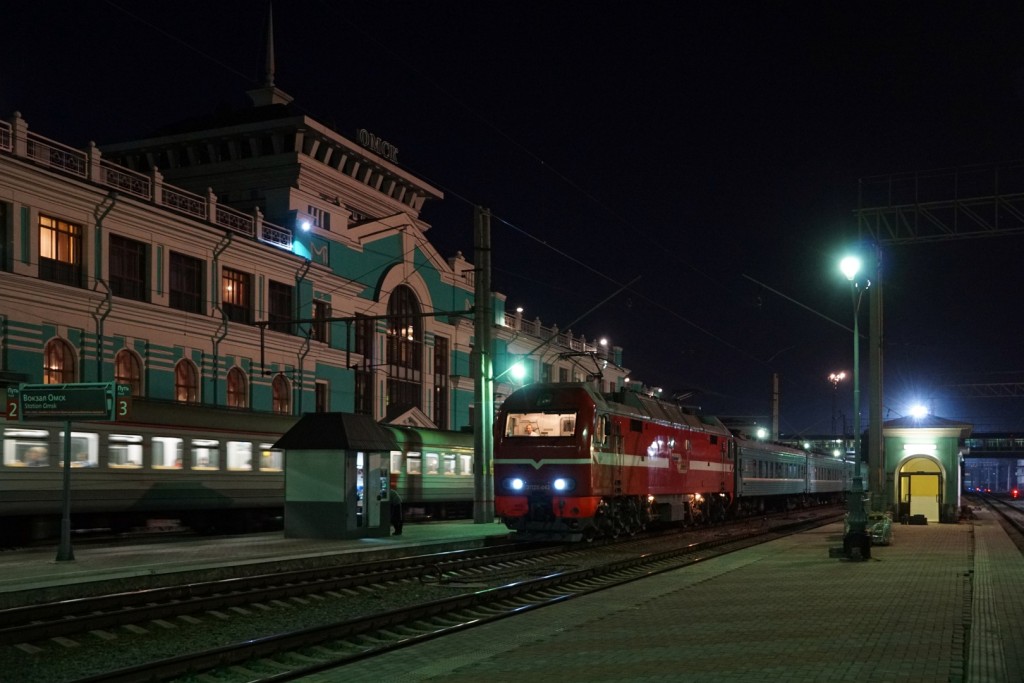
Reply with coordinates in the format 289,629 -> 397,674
494,383 -> 735,541
1,400 -> 476,545
733,438 -> 853,515
494,382 -> 854,541
1,399 -> 296,545
384,425 -> 475,520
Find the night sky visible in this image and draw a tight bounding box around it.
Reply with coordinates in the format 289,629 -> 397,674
4,1 -> 1024,433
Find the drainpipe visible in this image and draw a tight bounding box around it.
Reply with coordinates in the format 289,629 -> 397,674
211,233 -> 232,404
90,193 -> 117,380
293,259 -> 311,414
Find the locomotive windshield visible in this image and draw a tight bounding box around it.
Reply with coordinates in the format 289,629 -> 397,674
504,411 -> 577,438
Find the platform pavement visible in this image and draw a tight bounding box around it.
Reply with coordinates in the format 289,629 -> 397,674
0,519 -> 510,608
319,509 -> 1023,683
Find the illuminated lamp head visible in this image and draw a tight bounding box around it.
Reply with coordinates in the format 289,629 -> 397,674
840,255 -> 862,282
510,361 -> 527,382
909,404 -> 928,420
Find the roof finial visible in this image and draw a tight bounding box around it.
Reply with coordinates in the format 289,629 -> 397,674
264,0 -> 276,88
247,0 -> 293,107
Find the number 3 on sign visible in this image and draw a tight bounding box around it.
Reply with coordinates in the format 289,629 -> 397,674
115,397 -> 131,420
114,384 -> 132,420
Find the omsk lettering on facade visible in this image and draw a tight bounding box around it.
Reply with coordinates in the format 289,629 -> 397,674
357,128 -> 399,163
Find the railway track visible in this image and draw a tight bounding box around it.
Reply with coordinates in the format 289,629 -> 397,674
0,507 -> 842,682
0,541 -> 564,646
969,493 -> 1024,553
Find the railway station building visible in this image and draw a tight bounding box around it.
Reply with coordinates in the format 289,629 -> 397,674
0,57 -> 626,432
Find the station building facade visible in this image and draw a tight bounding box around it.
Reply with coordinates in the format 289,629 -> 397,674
0,79 -> 625,430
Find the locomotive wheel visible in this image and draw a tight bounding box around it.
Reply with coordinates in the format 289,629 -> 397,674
624,498 -> 643,535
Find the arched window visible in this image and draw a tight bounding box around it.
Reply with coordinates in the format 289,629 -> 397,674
227,366 -> 249,409
272,373 -> 291,415
114,349 -> 143,396
386,285 -> 422,409
43,338 -> 76,384
174,359 -> 199,404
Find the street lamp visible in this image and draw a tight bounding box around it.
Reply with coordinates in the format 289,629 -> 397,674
840,255 -> 869,559
828,371 -> 846,439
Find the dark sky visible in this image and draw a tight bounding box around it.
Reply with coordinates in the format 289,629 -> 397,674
4,1 -> 1024,434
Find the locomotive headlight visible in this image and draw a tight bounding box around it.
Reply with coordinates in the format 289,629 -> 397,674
505,477 -> 525,492
552,477 -> 576,492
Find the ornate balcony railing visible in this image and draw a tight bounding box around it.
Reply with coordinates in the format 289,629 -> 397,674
502,312 -> 599,354
2,113 -> 294,253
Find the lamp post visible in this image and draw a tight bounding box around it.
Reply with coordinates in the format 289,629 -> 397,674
839,255 -> 869,559
828,371 -> 845,439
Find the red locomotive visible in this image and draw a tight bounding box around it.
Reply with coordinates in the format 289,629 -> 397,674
494,382 -> 852,541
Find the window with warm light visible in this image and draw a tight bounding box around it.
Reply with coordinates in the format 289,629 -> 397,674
174,359 -> 199,404
114,349 -> 143,396
43,338 -> 76,384
222,267 -> 252,324
227,367 -> 249,408
39,215 -> 83,286
272,373 -> 291,415
387,286 -> 422,409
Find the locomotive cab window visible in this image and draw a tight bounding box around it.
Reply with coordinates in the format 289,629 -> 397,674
505,411 -> 578,437
594,415 -> 608,446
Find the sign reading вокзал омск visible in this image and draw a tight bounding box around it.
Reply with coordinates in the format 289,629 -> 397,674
17,383 -> 116,420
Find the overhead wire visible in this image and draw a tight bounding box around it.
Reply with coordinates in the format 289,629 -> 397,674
98,0 -> 840,406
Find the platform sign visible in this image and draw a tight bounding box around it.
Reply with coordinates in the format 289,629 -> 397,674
114,383 -> 132,421
5,386 -> 18,420
17,383 -> 115,421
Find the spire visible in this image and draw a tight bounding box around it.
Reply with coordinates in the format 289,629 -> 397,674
247,1 -> 293,107
264,0 -> 276,88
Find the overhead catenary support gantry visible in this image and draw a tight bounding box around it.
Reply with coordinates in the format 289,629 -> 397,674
855,159 -> 1024,510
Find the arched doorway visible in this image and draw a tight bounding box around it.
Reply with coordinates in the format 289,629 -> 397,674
898,456 -> 943,522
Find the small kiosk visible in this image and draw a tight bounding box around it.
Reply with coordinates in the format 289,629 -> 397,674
882,414 -> 972,524
274,412 -> 399,539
